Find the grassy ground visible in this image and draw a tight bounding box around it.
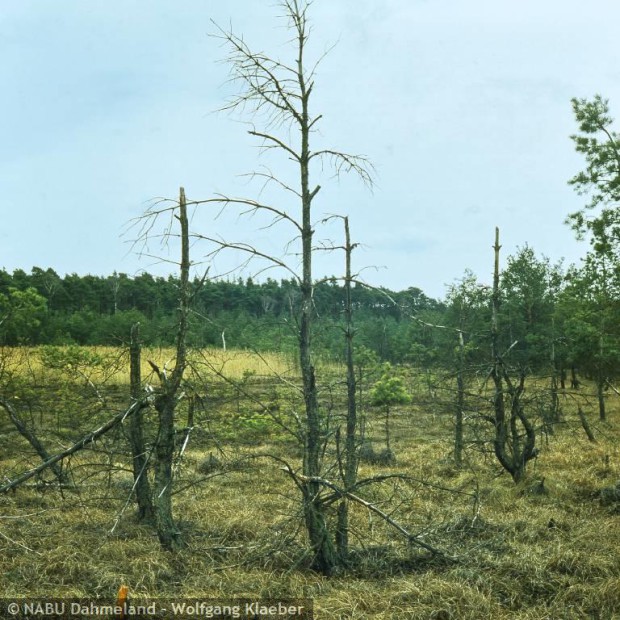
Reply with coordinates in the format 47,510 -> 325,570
1,348 -> 619,618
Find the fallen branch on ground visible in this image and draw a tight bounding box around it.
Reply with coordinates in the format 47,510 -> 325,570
280,465 -> 456,559
0,399 -> 148,494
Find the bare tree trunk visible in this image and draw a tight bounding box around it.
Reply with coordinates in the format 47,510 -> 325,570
597,377 -> 606,421
152,392 -> 181,550
547,318 -> 559,434
298,35 -> 337,573
490,228 -> 510,475
211,1 -> 372,574
597,333 -> 606,421
506,369 -> 536,483
152,187 -> 191,551
128,323 -> 154,522
454,330 -> 465,468
577,406 -> 596,442
336,216 -> 358,562
384,406 -> 393,454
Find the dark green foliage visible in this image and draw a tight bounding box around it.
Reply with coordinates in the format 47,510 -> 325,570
371,363 -> 411,456
500,246 -> 564,372
567,95 -> 620,258
0,267 -> 441,359
0,286 -> 47,344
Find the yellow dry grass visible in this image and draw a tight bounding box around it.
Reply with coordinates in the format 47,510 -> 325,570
0,345 -> 341,384
1,351 -> 619,618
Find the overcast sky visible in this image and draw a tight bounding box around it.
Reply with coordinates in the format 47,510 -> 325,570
2,1 -> 620,299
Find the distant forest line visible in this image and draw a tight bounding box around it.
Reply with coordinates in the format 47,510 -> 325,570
0,267 -> 440,362
2,245 -> 619,383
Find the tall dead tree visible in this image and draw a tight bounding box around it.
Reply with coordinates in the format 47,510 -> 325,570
150,187 -> 191,551
335,216 -> 359,561
130,187 -> 193,549
211,1 -> 372,574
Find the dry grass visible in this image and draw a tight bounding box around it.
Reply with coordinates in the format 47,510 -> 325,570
1,350 -> 620,618
0,345 -> 341,384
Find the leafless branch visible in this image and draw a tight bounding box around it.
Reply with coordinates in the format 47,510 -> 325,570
310,149 -> 375,187
194,233 -> 301,283
241,167 -> 302,199
279,465 -> 455,558
203,195 -> 304,235
249,130 -> 301,162
0,399 -> 148,494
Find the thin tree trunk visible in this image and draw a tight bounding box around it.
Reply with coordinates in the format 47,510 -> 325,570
490,229 -> 510,475
597,333 -> 606,421
384,407 -> 392,454
454,330 -> 465,468
128,323 -> 154,522
548,317 -> 559,431
597,376 -> 606,421
336,216 -> 358,561
152,186 -> 190,551
298,37 -> 336,573
577,406 -> 596,442
489,228 -> 536,483
153,393 -> 181,550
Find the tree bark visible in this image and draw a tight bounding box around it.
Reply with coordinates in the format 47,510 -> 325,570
577,406 -> 596,442
128,322 -> 154,522
597,376 -> 606,421
597,333 -> 606,421
548,316 -> 559,431
336,216 -> 358,562
152,187 -> 190,551
212,1 -> 372,573
297,31 -> 337,573
454,330 -> 465,468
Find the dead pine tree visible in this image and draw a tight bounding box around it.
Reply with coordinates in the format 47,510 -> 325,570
151,188 -> 191,550
332,216 -> 359,562
207,1 -> 373,575
131,187 -> 193,550
489,228 -> 537,484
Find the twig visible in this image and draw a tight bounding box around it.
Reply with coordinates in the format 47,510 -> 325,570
280,465 -> 455,558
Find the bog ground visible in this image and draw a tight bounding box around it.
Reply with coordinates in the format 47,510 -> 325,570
1,347 -> 619,619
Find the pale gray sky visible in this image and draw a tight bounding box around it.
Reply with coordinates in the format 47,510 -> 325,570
2,1 -> 619,299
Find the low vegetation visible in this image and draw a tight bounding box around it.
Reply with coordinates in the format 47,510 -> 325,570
1,347 -> 619,618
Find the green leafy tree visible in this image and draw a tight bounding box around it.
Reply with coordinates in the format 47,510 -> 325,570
559,254 -> 620,420
371,362 -> 411,461
500,246 -> 564,372
443,270 -> 490,367
567,95 -> 620,258
0,287 -> 47,344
